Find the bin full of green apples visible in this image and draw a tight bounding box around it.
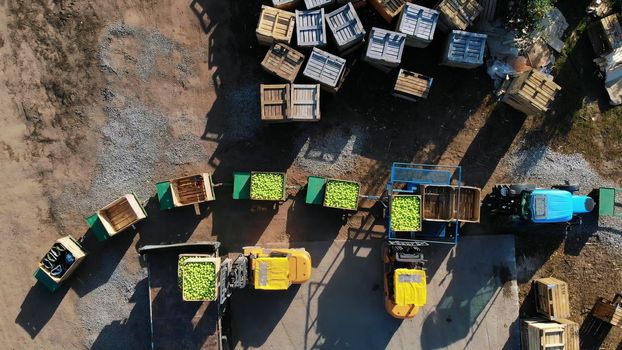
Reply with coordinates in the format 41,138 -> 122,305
390,195 -> 422,232
323,179 -> 360,210
250,172 -> 286,201
179,257 -> 218,301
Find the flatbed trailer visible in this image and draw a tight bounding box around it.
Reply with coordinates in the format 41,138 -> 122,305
139,242 -> 230,350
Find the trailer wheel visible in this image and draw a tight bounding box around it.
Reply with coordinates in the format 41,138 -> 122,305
552,184 -> 580,193
509,184 -> 535,195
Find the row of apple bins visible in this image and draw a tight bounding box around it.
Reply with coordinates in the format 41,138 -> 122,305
34,171 -> 480,292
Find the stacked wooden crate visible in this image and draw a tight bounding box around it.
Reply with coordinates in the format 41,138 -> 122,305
296,9 -> 328,48
261,43 -> 305,82
500,70 -> 561,115
256,6 -> 296,45
272,0 -> 301,10
395,3 -> 439,48
303,48 -> 347,93
326,3 -> 366,53
363,27 -> 406,72
520,318 -> 567,350
436,0 -> 482,31
368,0 -> 408,23
305,0 -> 335,9
260,84 -> 321,122
393,69 -> 433,101
441,30 -> 486,69
534,277 -> 570,320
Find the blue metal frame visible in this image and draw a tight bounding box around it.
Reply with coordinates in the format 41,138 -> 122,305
386,163 -> 463,244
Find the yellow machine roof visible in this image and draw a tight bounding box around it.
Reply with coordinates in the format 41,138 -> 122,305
393,269 -> 426,307
254,257 -> 290,290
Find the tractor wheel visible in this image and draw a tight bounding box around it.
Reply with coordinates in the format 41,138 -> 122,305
509,184 -> 536,195
552,184 -> 580,193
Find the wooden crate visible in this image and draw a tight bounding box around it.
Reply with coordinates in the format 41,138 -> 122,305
260,84 -> 290,122
534,277 -> 571,320
456,186 -> 481,223
364,27 -> 406,68
261,43 -> 305,82
521,318 -> 567,350
501,70 -> 561,115
436,0 -> 482,31
272,0 -> 301,10
171,173 -> 216,207
290,84 -> 321,121
256,6 -> 296,46
368,0 -> 408,23
303,47 -> 347,93
326,3 -> 366,52
601,14 -> 622,51
98,194 -> 146,235
296,9 -> 328,48
441,30 -> 486,69
393,69 -> 433,101
592,294 -> 622,327
556,319 -> 579,350
422,185 -> 454,222
396,3 -> 439,48
37,236 -> 87,285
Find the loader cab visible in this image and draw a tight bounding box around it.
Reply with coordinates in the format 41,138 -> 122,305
243,247 -> 312,290
383,242 -> 427,319
522,189 -> 595,224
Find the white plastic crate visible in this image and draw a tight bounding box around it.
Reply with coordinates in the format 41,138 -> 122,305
364,27 -> 406,67
296,9 -> 328,48
326,3 -> 366,51
396,3 -> 439,48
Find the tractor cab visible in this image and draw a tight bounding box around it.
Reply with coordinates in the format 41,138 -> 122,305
383,241 -> 427,319
525,189 -> 595,224
488,184 -> 595,225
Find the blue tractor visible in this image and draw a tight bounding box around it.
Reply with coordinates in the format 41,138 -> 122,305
486,183 -> 595,225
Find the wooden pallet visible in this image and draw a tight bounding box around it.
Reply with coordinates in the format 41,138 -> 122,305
256,6 -> 296,45
393,69 -> 433,101
592,294 -> 622,327
261,43 -> 305,82
260,84 -> 290,122
502,70 -> 561,115
368,0 -> 408,23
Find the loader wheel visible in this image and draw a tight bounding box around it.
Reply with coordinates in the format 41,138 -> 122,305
509,184 -> 535,195
552,184 -> 580,193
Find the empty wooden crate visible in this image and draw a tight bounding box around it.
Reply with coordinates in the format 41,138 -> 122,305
369,0 -> 408,23
364,27 -> 406,70
556,319 -> 579,350
396,3 -> 439,48
500,70 -> 561,115
34,236 -> 87,292
534,277 -> 571,320
521,318 -> 567,350
305,0 -> 335,10
85,194 -> 147,241
303,47 -> 347,93
326,3 -> 366,52
290,84 -> 321,121
261,43 -> 305,82
421,185 -> 481,223
436,0 -> 483,31
296,9 -> 328,48
592,294 -> 622,327
261,84 -> 290,122
442,30 -> 486,69
156,173 -> 216,214
393,69 -> 433,101
272,0 -> 301,10
256,6 -> 296,45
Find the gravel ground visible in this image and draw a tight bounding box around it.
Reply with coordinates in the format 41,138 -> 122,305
293,126 -> 366,177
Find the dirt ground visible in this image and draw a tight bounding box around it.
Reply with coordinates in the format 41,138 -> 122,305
0,0 -> 620,349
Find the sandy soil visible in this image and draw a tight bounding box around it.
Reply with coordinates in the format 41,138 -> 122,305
0,0 -> 620,349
